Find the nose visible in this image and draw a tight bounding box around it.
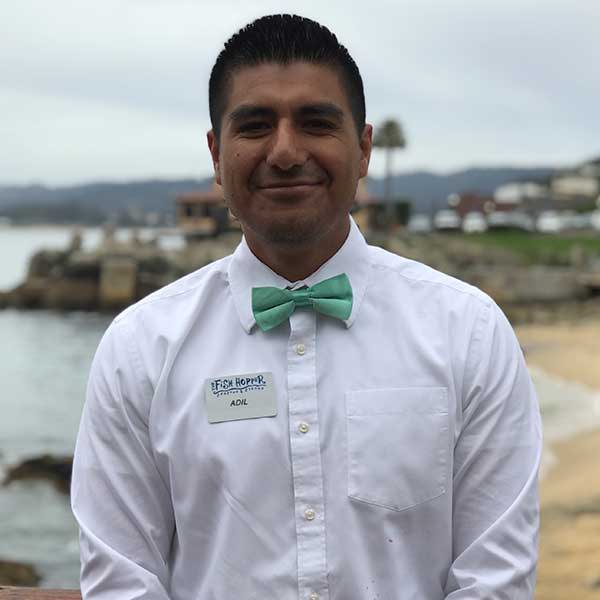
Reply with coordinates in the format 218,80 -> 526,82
265,120 -> 307,171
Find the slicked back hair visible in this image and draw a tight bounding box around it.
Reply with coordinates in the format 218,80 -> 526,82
209,14 -> 366,141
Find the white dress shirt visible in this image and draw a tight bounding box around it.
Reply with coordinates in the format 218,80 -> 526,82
71,218 -> 541,600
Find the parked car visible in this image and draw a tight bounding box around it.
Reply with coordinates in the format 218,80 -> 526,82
407,214 -> 433,234
462,211 -> 488,233
561,211 -> 591,231
536,210 -> 563,233
510,211 -> 536,232
590,210 -> 600,231
433,209 -> 461,231
487,210 -> 534,231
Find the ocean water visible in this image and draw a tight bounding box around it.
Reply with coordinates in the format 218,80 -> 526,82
0,225 -> 183,291
0,226 -> 599,588
0,308 -> 110,586
0,226 -> 165,587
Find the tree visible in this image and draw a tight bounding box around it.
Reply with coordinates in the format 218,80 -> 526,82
373,119 -> 406,203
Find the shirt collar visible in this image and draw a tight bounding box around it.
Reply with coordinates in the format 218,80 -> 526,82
227,216 -> 372,333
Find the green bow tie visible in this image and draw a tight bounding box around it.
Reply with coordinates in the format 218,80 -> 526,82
252,273 -> 353,332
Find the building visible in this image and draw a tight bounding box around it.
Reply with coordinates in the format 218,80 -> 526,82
175,183 -> 234,241
448,193 -> 495,218
493,182 -> 547,205
551,174 -> 599,199
548,156 -> 600,207
351,179 -> 411,231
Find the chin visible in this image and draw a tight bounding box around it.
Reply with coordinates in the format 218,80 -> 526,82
253,214 -> 326,246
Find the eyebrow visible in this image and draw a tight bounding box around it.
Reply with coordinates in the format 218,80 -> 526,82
228,105 -> 275,123
227,102 -> 345,124
298,102 -> 344,121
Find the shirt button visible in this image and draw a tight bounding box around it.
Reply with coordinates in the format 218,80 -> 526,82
309,594 -> 319,600
298,422 -> 310,434
295,343 -> 306,355
304,508 -> 316,521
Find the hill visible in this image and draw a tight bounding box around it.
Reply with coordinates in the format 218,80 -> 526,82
366,166 -> 556,213
0,167 -> 558,223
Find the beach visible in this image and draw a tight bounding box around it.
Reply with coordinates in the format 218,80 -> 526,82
516,319 -> 600,599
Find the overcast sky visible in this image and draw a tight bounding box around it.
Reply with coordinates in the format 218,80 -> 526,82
1,0 -> 599,185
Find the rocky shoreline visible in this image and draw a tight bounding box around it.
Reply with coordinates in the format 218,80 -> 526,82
2,230 -> 600,322
2,455 -> 72,496
0,455 -> 73,587
0,228 -> 241,313
0,561 -> 41,587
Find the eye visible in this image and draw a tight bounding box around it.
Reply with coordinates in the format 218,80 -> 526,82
237,121 -> 271,136
304,119 -> 337,132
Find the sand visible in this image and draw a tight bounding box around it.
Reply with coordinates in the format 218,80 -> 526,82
515,319 -> 600,599
517,320 -> 600,391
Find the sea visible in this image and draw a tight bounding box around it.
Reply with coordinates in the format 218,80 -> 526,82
0,226 -> 181,588
0,225 -> 599,589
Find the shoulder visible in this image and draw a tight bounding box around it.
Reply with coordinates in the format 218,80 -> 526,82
92,254 -> 234,390
366,243 -> 493,311
113,254 -> 233,329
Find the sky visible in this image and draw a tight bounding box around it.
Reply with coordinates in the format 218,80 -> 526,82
1,0 -> 599,185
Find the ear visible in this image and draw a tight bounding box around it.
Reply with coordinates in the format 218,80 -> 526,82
358,123 -> 373,179
207,130 -> 221,185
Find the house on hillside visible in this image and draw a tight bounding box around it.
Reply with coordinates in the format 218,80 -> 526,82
176,183 -> 234,241
551,174 -> 599,199
493,182 -> 548,206
351,179 -> 411,231
548,156 -> 600,210
447,192 -> 535,231
448,192 -> 495,218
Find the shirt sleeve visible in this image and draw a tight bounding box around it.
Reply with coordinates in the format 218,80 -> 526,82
444,300 -> 542,598
71,316 -> 174,599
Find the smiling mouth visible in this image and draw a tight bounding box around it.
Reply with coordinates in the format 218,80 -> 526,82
257,181 -> 323,190
255,183 -> 324,201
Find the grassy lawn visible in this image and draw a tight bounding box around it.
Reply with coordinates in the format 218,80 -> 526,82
459,231 -> 600,264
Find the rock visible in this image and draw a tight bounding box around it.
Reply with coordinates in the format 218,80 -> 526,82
136,272 -> 172,301
9,280 -> 48,309
0,560 -> 41,586
0,290 -> 14,309
99,256 -> 137,310
464,266 -> 588,304
44,280 -> 99,311
137,254 -> 172,275
61,253 -> 101,280
2,455 -> 73,495
68,228 -> 83,253
27,250 -> 68,279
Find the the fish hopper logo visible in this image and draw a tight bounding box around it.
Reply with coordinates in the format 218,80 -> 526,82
211,374 -> 267,397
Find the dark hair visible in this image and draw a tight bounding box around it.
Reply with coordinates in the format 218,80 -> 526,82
209,14 -> 366,140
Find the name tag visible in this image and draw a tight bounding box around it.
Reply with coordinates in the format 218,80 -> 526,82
205,372 -> 277,423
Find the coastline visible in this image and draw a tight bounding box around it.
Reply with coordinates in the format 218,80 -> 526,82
515,318 -> 600,600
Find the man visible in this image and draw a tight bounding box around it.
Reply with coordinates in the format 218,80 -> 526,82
71,14 -> 541,599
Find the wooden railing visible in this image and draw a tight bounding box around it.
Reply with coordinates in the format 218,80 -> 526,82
0,588 -> 81,599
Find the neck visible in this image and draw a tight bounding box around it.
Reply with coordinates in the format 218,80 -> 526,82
245,218 -> 351,282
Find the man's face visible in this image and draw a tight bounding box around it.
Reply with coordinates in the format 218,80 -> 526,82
207,61 -> 372,249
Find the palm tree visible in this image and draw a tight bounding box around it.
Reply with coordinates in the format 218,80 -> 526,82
373,119 -> 406,203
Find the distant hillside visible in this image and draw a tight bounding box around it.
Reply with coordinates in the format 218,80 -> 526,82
0,178 -> 213,212
0,167 -> 558,223
366,167 -> 557,213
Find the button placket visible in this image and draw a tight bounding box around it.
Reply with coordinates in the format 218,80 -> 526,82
287,310 -> 329,600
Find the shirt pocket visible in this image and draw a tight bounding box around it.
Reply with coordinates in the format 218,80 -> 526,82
345,387 -> 449,512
